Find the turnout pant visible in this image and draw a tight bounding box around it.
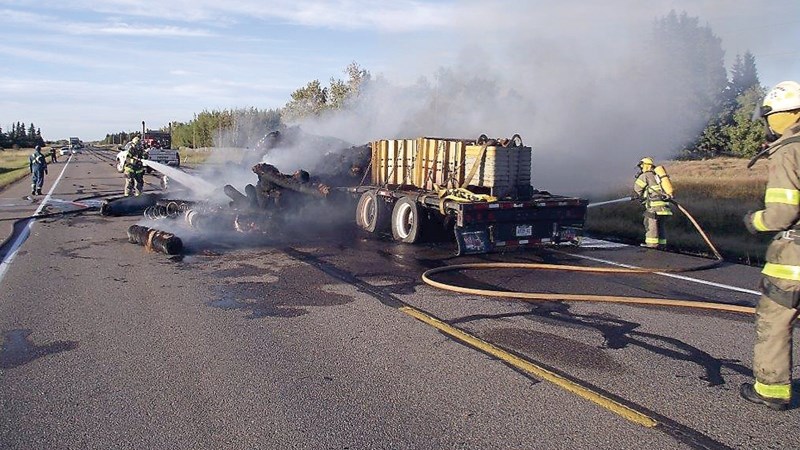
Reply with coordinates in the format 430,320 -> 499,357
753,290 -> 800,400
31,169 -> 45,191
643,211 -> 667,247
124,174 -> 144,196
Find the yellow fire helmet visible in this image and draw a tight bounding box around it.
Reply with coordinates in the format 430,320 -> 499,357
638,157 -> 654,170
763,81 -> 800,136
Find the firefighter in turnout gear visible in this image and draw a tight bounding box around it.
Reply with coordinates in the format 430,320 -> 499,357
741,80 -> 800,411
123,136 -> 146,196
29,145 -> 48,195
633,157 -> 672,248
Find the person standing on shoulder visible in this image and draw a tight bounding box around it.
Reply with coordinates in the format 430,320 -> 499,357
632,157 -> 673,249
50,147 -> 58,163
741,80 -> 800,411
29,145 -> 48,195
123,136 -> 146,196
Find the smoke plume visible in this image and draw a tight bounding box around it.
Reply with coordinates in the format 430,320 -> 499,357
291,1 -> 729,198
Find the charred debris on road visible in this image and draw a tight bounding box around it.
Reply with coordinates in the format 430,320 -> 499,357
105,130 -> 372,255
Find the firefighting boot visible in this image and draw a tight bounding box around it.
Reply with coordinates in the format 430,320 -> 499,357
36,189 -> 42,195
31,185 -> 36,195
739,383 -> 789,411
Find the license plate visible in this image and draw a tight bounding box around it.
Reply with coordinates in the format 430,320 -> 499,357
516,225 -> 532,237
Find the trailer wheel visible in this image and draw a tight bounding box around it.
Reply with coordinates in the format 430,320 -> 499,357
356,191 -> 390,233
391,197 -> 422,243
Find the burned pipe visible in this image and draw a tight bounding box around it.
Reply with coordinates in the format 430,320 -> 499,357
127,224 -> 183,255
224,185 -> 249,206
252,164 -> 329,198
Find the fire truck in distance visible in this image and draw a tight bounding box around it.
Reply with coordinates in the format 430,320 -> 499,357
141,122 -> 180,168
116,122 -> 180,172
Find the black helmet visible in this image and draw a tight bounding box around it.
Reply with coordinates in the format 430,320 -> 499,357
35,145 -> 41,151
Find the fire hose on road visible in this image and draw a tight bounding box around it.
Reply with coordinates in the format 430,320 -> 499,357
422,198 -> 755,315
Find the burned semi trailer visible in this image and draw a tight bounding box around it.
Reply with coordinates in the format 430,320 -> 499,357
122,132 -> 586,256
349,135 -> 588,255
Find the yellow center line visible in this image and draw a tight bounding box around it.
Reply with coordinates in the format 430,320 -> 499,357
398,305 -> 658,428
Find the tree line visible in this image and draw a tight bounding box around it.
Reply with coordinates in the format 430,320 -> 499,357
100,11 -> 766,160
0,122 -> 46,150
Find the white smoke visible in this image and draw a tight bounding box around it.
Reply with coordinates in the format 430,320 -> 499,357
290,1 -> 733,197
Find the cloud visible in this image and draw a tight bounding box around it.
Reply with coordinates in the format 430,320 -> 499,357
72,23 -> 216,37
14,0 -> 455,32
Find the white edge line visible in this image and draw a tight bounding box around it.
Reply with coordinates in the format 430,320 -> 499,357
565,248 -> 761,296
0,155 -> 73,283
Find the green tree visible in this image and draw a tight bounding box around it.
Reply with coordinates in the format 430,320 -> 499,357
730,51 -> 760,97
283,79 -> 328,121
647,11 -> 728,157
329,62 -> 371,109
283,62 -> 371,121
726,85 -> 766,157
35,128 -> 45,147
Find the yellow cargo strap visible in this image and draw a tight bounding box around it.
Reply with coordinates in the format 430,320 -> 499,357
434,184 -> 497,214
762,262 -> 800,281
461,143 -> 489,189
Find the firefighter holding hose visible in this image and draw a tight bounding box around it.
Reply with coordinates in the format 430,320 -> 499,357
742,80 -> 800,411
633,157 -> 673,249
123,136 -> 146,196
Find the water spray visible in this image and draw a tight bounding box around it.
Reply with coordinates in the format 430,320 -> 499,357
587,196 -> 633,208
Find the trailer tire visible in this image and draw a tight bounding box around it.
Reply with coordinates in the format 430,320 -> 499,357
356,191 -> 390,233
391,197 -> 422,243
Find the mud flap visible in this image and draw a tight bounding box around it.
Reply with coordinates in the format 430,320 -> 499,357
454,226 -> 491,255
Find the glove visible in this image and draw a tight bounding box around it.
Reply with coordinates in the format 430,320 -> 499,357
630,195 -> 640,201
743,211 -> 758,235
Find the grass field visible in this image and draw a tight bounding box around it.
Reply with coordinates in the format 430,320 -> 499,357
584,157 -> 772,265
178,147 -> 213,165
0,148 -> 33,192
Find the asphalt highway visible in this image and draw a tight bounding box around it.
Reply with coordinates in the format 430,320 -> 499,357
0,148 -> 796,449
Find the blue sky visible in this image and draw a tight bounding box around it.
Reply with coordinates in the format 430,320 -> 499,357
1,0 -> 799,143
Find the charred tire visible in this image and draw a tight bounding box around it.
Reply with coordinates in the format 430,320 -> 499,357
391,197 -> 423,243
356,191 -> 390,233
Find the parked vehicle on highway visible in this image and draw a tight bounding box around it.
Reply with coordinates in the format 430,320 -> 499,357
116,144 -> 131,172
142,130 -> 180,168
59,146 -> 71,156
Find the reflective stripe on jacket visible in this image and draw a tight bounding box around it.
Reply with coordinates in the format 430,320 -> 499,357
124,155 -> 145,175
29,151 -> 47,172
747,123 -> 800,281
634,171 -> 672,215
